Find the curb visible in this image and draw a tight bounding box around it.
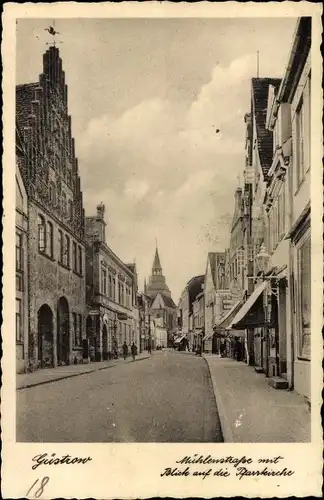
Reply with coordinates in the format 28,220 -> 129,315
202,356 -> 234,443
17,354 -> 152,391
17,363 -> 117,391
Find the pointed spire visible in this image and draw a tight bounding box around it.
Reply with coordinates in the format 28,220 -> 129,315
144,277 -> 147,294
152,246 -> 162,272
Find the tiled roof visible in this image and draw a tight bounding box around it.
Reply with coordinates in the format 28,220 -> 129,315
187,275 -> 205,311
252,78 -> 281,179
16,83 -> 39,131
161,294 -> 176,309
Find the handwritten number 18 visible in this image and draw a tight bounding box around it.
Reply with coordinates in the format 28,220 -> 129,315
26,477 -> 49,498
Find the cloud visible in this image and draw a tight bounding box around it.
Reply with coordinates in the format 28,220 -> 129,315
78,54 -> 255,300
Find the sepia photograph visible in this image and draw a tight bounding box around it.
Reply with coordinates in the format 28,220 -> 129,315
14,14 -> 313,445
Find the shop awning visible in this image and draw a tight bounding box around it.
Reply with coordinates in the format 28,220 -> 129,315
202,300 -> 243,341
174,335 -> 186,344
227,281 -> 267,330
216,300 -> 244,329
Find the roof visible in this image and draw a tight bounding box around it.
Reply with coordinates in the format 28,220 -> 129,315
187,275 -> 204,311
152,247 -> 162,270
252,78 -> 281,179
277,17 -> 311,103
16,83 -> 39,131
160,294 -> 176,308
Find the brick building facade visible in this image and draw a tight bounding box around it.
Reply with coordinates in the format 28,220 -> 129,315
16,46 -> 86,370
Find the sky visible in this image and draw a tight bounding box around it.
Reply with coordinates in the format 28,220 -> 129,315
16,17 -> 297,302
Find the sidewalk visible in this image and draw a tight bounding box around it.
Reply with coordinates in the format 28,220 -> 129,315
17,352 -> 151,390
203,354 -> 311,443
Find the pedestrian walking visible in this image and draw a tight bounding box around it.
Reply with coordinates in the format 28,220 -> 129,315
122,341 -> 128,361
131,342 -> 138,361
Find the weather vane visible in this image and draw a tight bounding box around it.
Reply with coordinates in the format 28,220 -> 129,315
45,20 -> 63,47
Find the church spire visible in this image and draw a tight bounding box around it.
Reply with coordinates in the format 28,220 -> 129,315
144,277 -> 147,294
152,245 -> 162,274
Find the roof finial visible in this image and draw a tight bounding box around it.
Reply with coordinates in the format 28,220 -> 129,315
45,20 -> 63,48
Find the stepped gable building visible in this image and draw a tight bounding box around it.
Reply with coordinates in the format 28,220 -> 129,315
16,46 -> 86,370
145,246 -> 177,346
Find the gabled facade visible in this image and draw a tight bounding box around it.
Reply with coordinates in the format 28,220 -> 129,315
150,291 -> 177,341
16,46 -> 86,369
203,252 -> 225,353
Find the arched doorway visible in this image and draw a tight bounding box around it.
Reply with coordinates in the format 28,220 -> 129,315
38,304 -> 54,368
57,297 -> 70,365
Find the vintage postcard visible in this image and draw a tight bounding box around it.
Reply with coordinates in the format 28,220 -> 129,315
1,1 -> 323,498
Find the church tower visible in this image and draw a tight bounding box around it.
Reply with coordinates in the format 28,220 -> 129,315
146,244 -> 172,299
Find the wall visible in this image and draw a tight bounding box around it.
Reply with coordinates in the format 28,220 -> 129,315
16,167 -> 29,372
291,53 -> 311,230
28,202 -> 86,366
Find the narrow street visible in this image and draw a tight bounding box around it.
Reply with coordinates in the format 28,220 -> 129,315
17,351 -> 223,442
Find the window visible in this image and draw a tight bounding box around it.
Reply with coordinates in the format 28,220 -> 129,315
16,298 -> 23,343
72,242 -> 77,272
73,312 -> 78,347
16,233 -> 23,271
296,98 -> 305,186
279,189 -> 285,238
112,278 -> 116,301
78,314 -> 82,346
47,221 -> 54,258
37,215 -> 46,252
58,230 -> 64,263
108,274 -> 112,298
297,233 -> 311,359
65,235 -> 70,267
78,246 -> 83,275
102,269 -> 107,295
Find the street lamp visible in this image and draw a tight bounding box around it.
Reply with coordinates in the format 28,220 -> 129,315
255,243 -> 280,377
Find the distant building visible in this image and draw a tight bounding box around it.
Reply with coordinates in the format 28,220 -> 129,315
203,252 -> 225,353
192,291 -> 205,352
178,275 -> 204,349
137,290 -> 152,352
16,46 -> 86,369
85,204 -> 139,360
145,246 -> 177,346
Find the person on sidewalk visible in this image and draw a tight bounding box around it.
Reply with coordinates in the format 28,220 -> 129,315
122,341 -> 128,361
131,342 -> 138,361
